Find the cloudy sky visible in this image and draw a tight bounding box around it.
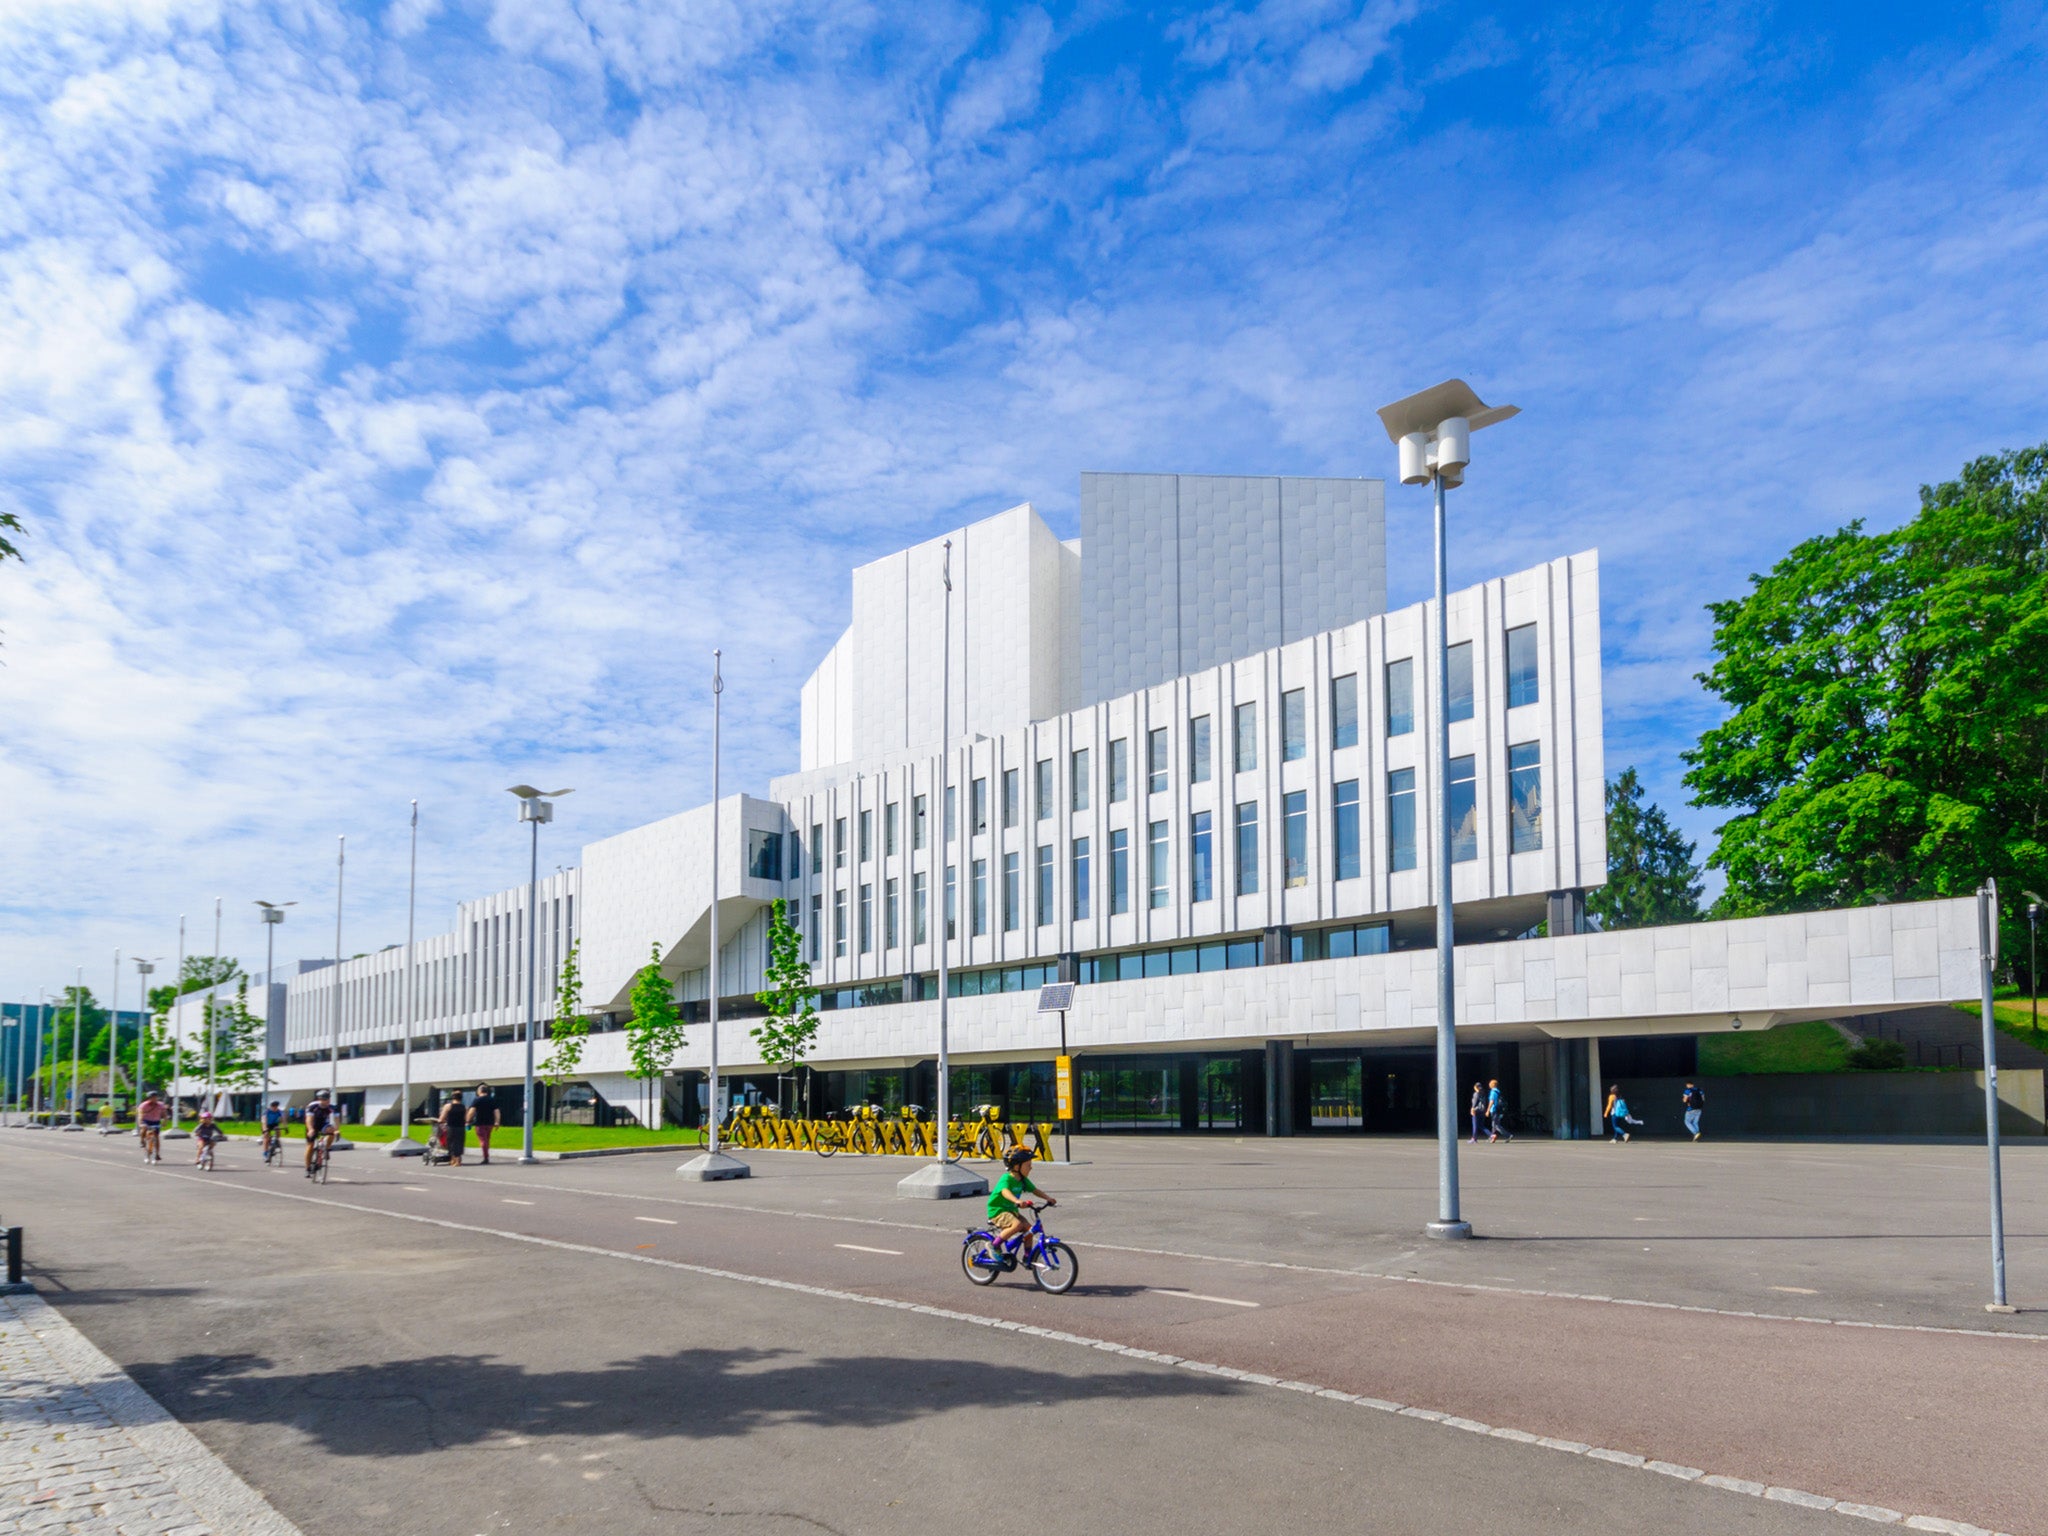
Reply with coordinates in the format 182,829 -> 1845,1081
3,0 -> 2044,995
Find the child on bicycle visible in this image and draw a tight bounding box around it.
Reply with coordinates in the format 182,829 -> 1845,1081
192,1111 -> 226,1165
260,1100 -> 285,1159
988,1146 -> 1054,1262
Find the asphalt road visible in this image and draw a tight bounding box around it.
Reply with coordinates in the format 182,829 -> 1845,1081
4,1131 -> 2042,1535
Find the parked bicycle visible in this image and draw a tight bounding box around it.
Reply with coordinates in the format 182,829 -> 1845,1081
961,1201 -> 1078,1294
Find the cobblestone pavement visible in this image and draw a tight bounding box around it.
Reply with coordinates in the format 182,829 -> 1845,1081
1,1290 -> 300,1536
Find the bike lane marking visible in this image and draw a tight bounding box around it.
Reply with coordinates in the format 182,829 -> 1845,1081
28,1147 -> 2003,1536
835,1243 -> 903,1255
1151,1289 -> 1259,1308
634,1216 -> 677,1225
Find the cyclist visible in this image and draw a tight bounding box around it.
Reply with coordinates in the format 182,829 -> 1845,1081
136,1092 -> 166,1162
259,1100 -> 286,1162
987,1146 -> 1054,1266
304,1090 -> 338,1174
192,1110 -> 226,1167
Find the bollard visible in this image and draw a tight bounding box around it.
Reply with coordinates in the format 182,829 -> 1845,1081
4,1226 -> 22,1288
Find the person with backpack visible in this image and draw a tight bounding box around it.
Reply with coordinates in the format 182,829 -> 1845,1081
1608,1086 -> 1641,1142
1469,1081 -> 1487,1143
1486,1079 -> 1511,1143
1681,1081 -> 1706,1141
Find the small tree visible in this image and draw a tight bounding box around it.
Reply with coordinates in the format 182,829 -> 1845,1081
1585,768 -> 1705,931
213,979 -> 268,1097
752,899 -> 820,1117
539,942 -> 591,1088
624,942 -> 686,1129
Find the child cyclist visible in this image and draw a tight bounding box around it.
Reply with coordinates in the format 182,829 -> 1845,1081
259,1100 -> 286,1161
987,1146 -> 1055,1266
192,1110 -> 227,1166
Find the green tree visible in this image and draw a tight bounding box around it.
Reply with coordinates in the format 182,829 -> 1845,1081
539,942 -> 591,1088
37,986 -> 107,1102
1684,445 -> 2048,953
624,943 -> 686,1129
0,508 -> 21,564
1585,769 -> 1704,931
751,899 -> 821,1116
210,979 -> 268,1094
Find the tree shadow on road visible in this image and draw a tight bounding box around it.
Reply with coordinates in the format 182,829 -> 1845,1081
127,1344 -> 1240,1459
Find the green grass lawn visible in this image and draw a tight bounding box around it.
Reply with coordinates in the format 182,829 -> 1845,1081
1953,990 -> 2048,1049
200,1121 -> 695,1151
1697,1018 -> 1852,1076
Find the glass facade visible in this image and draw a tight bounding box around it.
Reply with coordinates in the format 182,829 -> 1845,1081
912,871 -> 927,944
1282,688 -> 1306,761
1189,714 -> 1211,783
1449,754 -> 1478,862
1283,789 -> 1308,887
1234,700 -> 1257,772
1234,802 -> 1259,895
970,859 -> 987,936
1071,836 -> 1091,920
1109,828 -> 1130,915
1189,810 -> 1213,902
1036,845 -> 1054,925
1109,737 -> 1129,802
811,822 -> 823,874
1071,747 -> 1090,812
1509,740 -> 1542,852
1506,624 -> 1540,708
859,882 -> 873,952
1333,778 -> 1359,880
1448,641 -> 1474,722
1331,672 -> 1358,750
859,808 -> 872,862
1083,941 -> 1260,981
944,784 -> 956,842
1291,921 -> 1391,961
945,864 -> 957,939
834,816 -> 846,869
1389,768 -> 1415,872
833,888 -> 847,957
1036,759 -> 1053,820
747,828 -> 782,882
971,777 -> 987,835
1147,820 -> 1168,908
1002,851 -> 1021,931
1386,658 -> 1413,736
885,801 -> 898,856
913,795 -> 926,851
885,876 -> 899,949
1001,767 -> 1019,828
809,893 -> 822,961
1147,726 -> 1168,793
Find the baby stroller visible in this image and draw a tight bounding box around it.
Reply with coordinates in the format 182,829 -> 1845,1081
421,1122 -> 454,1167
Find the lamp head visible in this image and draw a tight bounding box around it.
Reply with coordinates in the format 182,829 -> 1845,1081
1377,379 -> 1517,486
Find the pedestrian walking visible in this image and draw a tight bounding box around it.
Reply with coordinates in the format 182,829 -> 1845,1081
437,1091 -> 467,1167
1469,1081 -> 1486,1143
1608,1086 -> 1640,1142
469,1083 -> 500,1164
1681,1081 -> 1706,1141
1603,1084 -> 1617,1138
1486,1079 -> 1511,1143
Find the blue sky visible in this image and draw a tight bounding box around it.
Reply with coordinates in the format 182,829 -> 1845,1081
2,0 -> 2045,995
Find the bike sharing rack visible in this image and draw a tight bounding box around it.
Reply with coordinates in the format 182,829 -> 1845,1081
716,1103 -> 1055,1161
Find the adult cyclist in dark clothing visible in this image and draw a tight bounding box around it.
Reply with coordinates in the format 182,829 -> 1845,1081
304,1090 -> 337,1173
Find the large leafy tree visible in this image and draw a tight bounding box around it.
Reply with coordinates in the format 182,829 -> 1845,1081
1586,769 -> 1704,931
751,899 -> 820,1116
1684,445 -> 2047,952
624,943 -> 686,1129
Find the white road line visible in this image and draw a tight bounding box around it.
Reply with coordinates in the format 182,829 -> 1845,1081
1153,1288 -> 1260,1308
834,1243 -> 903,1256
503,1199 -> 535,1206
1771,1286 -> 1818,1295
635,1216 -> 677,1225
400,1185 -> 428,1192
75,1156 -> 2000,1536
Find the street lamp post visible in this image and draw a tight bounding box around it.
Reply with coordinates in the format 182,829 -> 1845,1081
104,949 -> 120,1130
1377,379 -> 1519,1241
5,1014 -> 18,1126
331,837 -> 344,1107
1978,879 -> 2012,1313
255,903 -> 294,1119
681,651 -> 751,1181
133,958 -> 157,1112
2025,894 -> 2043,1037
32,992 -> 46,1124
65,965 -> 84,1129
898,538 -> 988,1201
508,786 -> 571,1167
392,800 -> 425,1157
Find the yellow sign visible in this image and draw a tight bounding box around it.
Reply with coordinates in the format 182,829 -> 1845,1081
1055,1055 -> 1074,1120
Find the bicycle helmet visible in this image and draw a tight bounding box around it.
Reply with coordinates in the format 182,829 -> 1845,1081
1002,1145 -> 1034,1170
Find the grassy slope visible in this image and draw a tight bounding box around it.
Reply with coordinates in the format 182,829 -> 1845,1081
1697,1018 -> 1852,1076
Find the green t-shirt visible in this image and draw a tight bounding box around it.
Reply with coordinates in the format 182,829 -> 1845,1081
987,1172 -> 1039,1222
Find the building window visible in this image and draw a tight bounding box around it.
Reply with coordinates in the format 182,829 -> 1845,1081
809,895 -> 822,961
832,816 -> 847,870
945,865 -> 957,940
1509,741 -> 1543,852
1189,811 -> 1214,902
1001,767 -> 1019,829
1147,727 -> 1168,793
786,830 -> 801,881
1035,758 -> 1053,821
912,795 -> 927,851
1283,790 -> 1308,887
1386,659 -> 1414,737
1002,851 -> 1021,931
1234,802 -> 1259,895
1109,738 -> 1129,803
1109,828 -> 1130,915
1507,625 -> 1539,708
859,809 -> 873,863
1071,747 -> 1091,812
885,801 -> 899,856
944,784 -> 956,843
885,877 -> 900,949
1334,779 -> 1360,880
747,828 -> 782,882
971,858 -> 988,937
1190,715 -> 1212,784
859,882 -> 873,953
1234,701 -> 1257,773
1332,673 -> 1358,750
1389,769 -> 1417,872
1282,689 -> 1306,761
971,777 -> 988,836
833,889 -> 847,958
1147,820 -> 1169,908
1035,845 -> 1054,926
1448,642 -> 1474,723
912,872 -> 927,945
1450,754 -> 1478,862
1071,837 -> 1091,920
811,823 -> 824,875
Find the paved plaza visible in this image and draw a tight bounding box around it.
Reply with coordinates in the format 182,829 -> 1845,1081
2,1128 -> 2042,1535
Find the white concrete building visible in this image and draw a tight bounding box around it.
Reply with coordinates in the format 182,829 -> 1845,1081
257,476 -> 1983,1135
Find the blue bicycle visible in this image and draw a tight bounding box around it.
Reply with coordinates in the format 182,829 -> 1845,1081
961,1202 -> 1079,1294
